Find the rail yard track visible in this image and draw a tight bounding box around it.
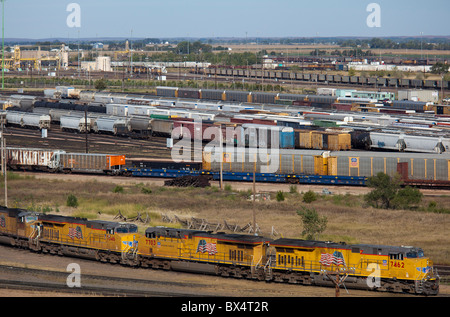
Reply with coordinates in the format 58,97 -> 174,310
1,245 -> 448,297
4,125 -> 179,160
0,264 -> 209,297
435,265 -> 450,284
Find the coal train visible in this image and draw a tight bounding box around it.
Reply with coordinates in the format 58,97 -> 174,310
0,206 -> 440,295
199,68 -> 449,95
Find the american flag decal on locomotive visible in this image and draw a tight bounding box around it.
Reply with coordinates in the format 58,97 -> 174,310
0,215 -> 5,228
196,239 -> 218,255
319,251 -> 346,266
68,226 -> 83,239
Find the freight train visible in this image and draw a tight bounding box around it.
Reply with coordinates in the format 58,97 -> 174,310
4,89 -> 450,154
5,111 -> 51,130
155,86 -> 450,115
25,99 -> 450,154
0,206 -> 440,295
199,68 -> 449,95
7,144 -> 449,189
6,147 -> 125,175
201,147 -> 450,185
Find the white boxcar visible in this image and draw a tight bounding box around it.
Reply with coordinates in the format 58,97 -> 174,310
190,112 -> 216,121
106,104 -> 128,116
128,105 -> 155,116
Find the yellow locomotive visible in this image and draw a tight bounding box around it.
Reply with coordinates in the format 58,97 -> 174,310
0,206 -> 139,263
136,227 -> 269,279
33,214 -> 139,263
0,206 -> 440,295
269,238 -> 439,295
0,206 -> 38,248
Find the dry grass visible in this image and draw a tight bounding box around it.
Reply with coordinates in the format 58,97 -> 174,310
2,172 -> 449,265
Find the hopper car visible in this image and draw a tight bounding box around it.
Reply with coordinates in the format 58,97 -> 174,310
5,111 -> 51,130
6,147 -> 125,175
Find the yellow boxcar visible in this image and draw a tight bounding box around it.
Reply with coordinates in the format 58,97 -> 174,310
311,131 -> 325,149
327,133 -> 352,151
269,238 -> 439,295
297,130 -> 314,149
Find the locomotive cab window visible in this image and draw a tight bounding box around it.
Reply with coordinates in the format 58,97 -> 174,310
116,225 -> 138,234
406,248 -> 425,258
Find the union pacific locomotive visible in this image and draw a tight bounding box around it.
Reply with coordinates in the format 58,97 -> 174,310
0,206 -> 440,295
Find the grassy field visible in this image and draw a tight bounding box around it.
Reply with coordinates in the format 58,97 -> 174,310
2,171 -> 449,265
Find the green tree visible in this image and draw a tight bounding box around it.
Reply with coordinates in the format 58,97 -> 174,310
431,62 -> 449,102
364,172 -> 402,209
296,206 -> 327,240
431,62 -> 450,76
94,78 -> 107,91
66,194 -> 78,208
391,186 -> 423,210
364,172 -> 423,209
276,191 -> 285,202
348,67 -> 356,77
302,190 -> 317,203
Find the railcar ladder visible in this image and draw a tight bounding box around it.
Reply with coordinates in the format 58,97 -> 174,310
264,256 -> 274,280
121,244 -> 138,263
28,224 -> 41,249
415,279 -> 424,294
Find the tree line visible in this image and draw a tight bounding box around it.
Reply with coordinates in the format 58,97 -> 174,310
338,37 -> 450,51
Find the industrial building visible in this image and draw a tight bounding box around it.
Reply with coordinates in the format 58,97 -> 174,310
3,45 -> 69,70
398,89 -> 439,103
81,56 -> 112,72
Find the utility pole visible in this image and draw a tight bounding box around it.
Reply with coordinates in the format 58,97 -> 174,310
2,0 -> 5,90
219,124 -> 223,190
85,106 -> 88,153
253,158 -> 256,235
1,112 -> 7,207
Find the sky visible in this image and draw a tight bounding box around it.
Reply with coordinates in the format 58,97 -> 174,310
2,0 -> 449,40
